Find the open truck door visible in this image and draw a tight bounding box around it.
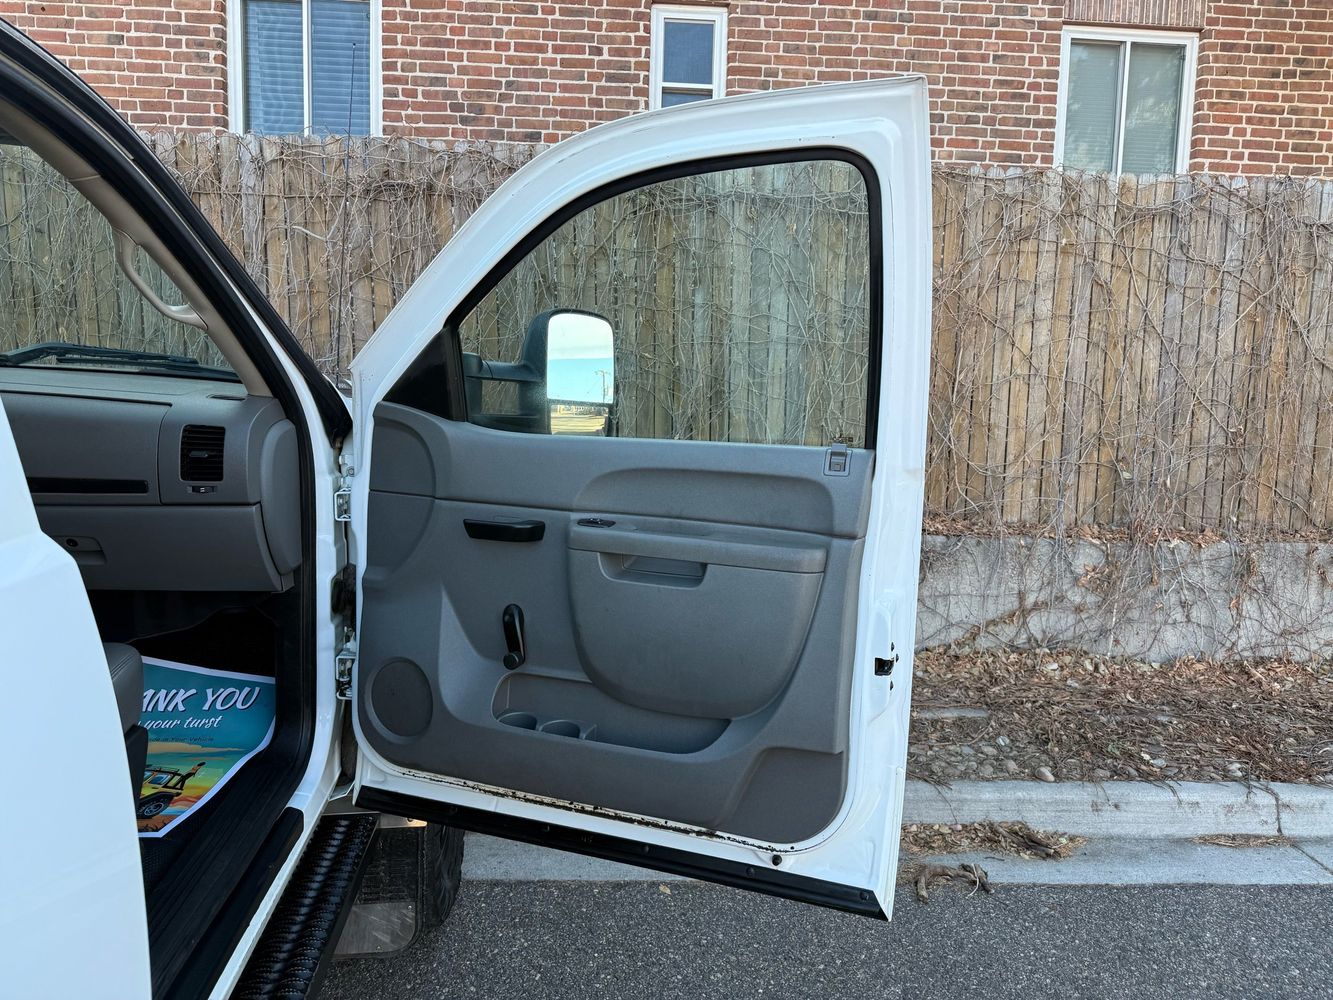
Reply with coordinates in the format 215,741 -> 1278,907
348,77 -> 933,918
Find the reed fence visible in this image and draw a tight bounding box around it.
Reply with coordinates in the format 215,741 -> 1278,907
2,132 -> 1330,537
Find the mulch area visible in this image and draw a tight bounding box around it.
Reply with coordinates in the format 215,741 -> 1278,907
897,821 -> 1087,901
902,821 -> 1085,861
908,647 -> 1333,785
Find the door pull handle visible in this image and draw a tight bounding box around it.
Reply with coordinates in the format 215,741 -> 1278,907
465,518 -> 546,543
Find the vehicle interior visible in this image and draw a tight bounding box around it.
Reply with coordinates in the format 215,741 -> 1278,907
0,101 -> 320,995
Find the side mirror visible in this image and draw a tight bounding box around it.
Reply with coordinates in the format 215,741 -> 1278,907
461,309 -> 615,435
532,310 -> 614,435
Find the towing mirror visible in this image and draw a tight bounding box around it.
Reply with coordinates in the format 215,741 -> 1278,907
461,309 -> 615,436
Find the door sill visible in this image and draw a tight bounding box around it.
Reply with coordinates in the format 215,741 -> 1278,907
355,788 -> 886,919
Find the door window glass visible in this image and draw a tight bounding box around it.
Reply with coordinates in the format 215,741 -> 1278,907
455,158 -> 873,447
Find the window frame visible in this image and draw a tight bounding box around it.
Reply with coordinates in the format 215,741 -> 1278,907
1054,25 -> 1198,175
648,4 -> 729,111
227,0 -> 383,136
427,147 -> 883,449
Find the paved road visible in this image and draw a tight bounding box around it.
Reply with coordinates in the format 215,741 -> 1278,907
323,880 -> 1333,999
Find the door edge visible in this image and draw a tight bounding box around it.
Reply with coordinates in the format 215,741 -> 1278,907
356,787 -> 887,920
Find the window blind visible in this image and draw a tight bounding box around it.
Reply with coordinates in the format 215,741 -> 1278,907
1121,43 -> 1185,175
244,0 -> 304,134
310,0 -> 371,135
1063,41 -> 1122,172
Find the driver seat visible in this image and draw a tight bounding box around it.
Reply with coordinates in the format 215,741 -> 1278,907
104,643 -> 148,804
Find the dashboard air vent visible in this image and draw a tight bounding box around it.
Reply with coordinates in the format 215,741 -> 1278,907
180,424 -> 225,482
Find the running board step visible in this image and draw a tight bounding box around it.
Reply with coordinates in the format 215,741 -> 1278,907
233,814 -> 379,999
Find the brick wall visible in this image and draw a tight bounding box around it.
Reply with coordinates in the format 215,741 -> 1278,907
378,1 -> 1066,164
1,0 -> 1330,173
6,0 -> 228,128
727,2 -> 1064,166
380,0 -> 655,143
1192,1 -> 1333,173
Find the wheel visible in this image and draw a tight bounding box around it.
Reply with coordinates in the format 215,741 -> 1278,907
137,797 -> 168,819
419,822 -> 464,929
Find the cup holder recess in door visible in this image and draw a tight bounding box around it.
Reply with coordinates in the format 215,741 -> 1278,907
539,719 -> 582,739
496,712 -> 593,741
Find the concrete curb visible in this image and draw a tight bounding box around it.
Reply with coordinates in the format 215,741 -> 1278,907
460,782 -> 1333,884
460,832 -> 1333,885
904,779 -> 1333,838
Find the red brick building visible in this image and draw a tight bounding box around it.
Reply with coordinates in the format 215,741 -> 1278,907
3,0 -> 1330,173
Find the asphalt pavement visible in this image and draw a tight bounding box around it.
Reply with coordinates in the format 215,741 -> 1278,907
323,879 -> 1333,1000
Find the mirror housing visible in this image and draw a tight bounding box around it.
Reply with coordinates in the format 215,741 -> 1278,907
462,309 -> 615,435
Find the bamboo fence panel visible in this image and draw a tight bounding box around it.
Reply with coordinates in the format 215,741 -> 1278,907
1,133 -> 1331,535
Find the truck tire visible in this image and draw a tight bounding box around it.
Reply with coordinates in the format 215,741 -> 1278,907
420,822 -> 465,929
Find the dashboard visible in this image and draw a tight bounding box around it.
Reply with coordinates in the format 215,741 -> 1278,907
1,367 -> 302,592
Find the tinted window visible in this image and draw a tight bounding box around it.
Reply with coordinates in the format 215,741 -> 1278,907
456,158 -> 872,447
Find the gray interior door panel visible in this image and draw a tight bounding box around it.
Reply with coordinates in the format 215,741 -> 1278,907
359,405 -> 873,844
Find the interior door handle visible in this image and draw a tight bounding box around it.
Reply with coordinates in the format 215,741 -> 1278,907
502,604 -> 526,670
464,518 -> 546,543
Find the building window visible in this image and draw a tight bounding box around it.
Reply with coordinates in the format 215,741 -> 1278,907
231,0 -> 378,135
649,5 -> 728,110
1056,27 -> 1197,174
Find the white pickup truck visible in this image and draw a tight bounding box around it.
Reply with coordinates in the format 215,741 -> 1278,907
0,18 -> 931,999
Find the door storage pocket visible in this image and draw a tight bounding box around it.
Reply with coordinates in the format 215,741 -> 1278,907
567,547 -> 822,719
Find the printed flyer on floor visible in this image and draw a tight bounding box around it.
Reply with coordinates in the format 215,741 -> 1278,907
136,658 -> 276,837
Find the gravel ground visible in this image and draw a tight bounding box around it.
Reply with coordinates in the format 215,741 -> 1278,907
322,880 -> 1333,1000
908,648 -> 1333,785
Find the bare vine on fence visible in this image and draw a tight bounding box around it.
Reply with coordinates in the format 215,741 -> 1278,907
924,166 -> 1333,658
3,132 -> 1331,657
155,137 -> 1333,539
928,167 -> 1333,540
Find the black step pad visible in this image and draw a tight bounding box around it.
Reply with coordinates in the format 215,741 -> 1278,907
233,814 -> 378,999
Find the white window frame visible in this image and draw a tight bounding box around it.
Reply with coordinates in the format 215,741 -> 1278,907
227,0 -> 383,136
1054,25 -> 1198,174
648,4 -> 728,111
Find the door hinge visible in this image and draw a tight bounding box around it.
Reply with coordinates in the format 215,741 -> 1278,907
335,633 -> 357,701
334,454 -> 354,522
874,644 -> 899,677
